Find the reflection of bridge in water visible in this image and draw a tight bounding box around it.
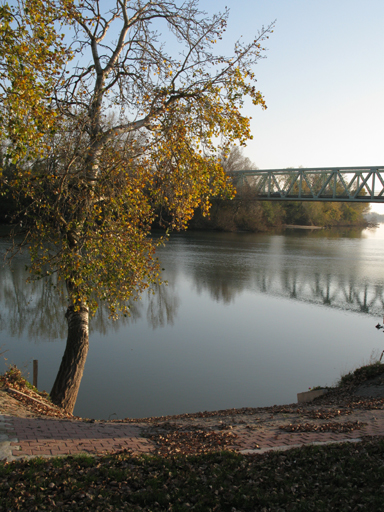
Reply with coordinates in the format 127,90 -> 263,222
231,167 -> 384,203
254,270 -> 384,316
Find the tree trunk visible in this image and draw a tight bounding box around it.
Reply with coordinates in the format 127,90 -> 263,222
50,304 -> 89,414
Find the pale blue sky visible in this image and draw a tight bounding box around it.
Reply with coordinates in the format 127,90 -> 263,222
64,0 -> 382,170
53,0 -> 384,213
201,0 -> 384,211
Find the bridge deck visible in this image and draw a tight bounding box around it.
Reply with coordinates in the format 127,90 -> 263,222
229,166 -> 384,202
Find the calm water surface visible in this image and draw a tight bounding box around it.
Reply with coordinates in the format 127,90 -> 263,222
1,225 -> 384,419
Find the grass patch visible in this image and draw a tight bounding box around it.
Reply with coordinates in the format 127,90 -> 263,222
1,439 -> 384,511
338,361 -> 384,388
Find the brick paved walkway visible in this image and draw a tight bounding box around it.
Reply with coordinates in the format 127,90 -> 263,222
2,406 -> 384,461
1,416 -> 154,459
243,413 -> 379,454
229,409 -> 384,453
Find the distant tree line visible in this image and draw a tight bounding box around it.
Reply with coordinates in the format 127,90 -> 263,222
188,147 -> 370,231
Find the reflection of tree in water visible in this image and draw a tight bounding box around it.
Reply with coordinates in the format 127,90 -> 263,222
172,236 -> 256,304
0,254 -> 180,341
3,229 -> 384,341
164,232 -> 384,316
0,254 -> 66,340
192,265 -> 250,304
146,282 -> 180,328
286,227 -> 366,240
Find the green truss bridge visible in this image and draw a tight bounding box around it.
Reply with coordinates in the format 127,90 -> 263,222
230,166 -> 384,202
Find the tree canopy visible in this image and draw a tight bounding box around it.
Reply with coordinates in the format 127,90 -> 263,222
1,0 -> 273,315
0,0 -> 273,411
0,0 -> 71,163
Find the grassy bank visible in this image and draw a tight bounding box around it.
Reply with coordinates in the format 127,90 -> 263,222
337,360 -> 384,388
2,362 -> 384,511
1,439 -> 384,511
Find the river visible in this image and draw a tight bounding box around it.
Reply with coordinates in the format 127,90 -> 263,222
1,224 -> 384,419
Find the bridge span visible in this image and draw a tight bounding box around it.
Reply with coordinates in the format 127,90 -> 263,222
230,166 -> 384,202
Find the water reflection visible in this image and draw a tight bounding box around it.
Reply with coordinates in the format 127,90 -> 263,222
2,227 -> 384,419
0,240 -> 180,341
273,271 -> 383,314
1,227 -> 384,344
157,228 -> 384,317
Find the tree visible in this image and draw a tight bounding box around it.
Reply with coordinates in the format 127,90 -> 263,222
1,0 -> 273,413
189,144 -> 262,231
0,0 -> 71,164
219,144 -> 256,174
189,145 -> 287,231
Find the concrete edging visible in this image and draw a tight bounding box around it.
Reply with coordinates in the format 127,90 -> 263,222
297,388 -> 328,403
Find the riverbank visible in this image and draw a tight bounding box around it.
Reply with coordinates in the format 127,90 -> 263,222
1,378 -> 384,511
187,194 -> 371,233
283,224 -> 324,230
2,363 -> 384,459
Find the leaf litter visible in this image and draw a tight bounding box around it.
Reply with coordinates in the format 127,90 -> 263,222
2,363 -> 384,509
2,439 -> 384,511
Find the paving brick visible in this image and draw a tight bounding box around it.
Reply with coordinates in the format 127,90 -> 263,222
49,450 -> 66,456
4,403 -> 384,460
13,451 -> 31,457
